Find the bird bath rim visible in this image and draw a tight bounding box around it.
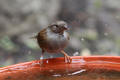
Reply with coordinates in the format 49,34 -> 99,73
0,56 -> 120,80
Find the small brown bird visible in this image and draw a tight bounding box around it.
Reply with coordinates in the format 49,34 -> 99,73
34,21 -> 71,63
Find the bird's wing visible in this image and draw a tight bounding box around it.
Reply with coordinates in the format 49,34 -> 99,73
38,28 -> 47,41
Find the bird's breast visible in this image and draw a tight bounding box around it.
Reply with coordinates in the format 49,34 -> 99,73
45,31 -> 69,53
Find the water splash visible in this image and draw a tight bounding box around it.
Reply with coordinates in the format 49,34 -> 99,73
73,52 -> 79,56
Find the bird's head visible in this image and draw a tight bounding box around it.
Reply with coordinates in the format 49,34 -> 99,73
49,21 -> 69,34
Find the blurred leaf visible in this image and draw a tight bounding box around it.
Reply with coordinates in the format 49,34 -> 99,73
2,58 -> 14,67
115,37 -> 120,48
24,39 -> 39,49
80,48 -> 91,56
0,36 -> 18,51
86,29 -> 98,40
94,0 -> 102,8
79,29 -> 98,40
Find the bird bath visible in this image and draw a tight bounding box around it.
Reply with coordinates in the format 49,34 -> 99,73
0,56 -> 120,80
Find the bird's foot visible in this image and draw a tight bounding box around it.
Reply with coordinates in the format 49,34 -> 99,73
61,50 -> 72,63
64,55 -> 72,63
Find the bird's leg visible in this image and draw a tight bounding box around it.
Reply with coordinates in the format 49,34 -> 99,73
60,50 -> 72,63
40,49 -> 45,65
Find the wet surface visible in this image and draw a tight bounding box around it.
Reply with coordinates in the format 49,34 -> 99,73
0,56 -> 120,80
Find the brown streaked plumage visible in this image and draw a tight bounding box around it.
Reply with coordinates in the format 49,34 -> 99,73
35,21 -> 71,63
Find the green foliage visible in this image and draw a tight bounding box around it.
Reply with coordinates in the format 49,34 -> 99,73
0,36 -> 18,51
94,0 -> 102,8
24,39 -> 39,49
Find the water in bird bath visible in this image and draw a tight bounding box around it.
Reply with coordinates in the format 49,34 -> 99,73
36,61 -> 120,80
46,70 -> 120,80
29,57 -> 120,80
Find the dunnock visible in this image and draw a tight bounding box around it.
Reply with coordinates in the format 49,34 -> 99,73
34,21 -> 71,63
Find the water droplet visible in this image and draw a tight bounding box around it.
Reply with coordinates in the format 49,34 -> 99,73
52,74 -> 61,77
81,38 -> 85,41
81,38 -> 84,41
73,52 -> 79,56
40,56 -> 43,60
46,60 -> 49,64
104,32 -> 108,36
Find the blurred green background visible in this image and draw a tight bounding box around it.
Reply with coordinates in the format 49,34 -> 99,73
0,0 -> 120,67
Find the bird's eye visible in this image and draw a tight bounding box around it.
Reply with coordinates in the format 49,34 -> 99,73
52,25 -> 58,30
53,25 -> 57,28
53,24 -> 59,28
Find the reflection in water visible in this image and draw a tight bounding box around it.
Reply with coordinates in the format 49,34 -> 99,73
52,71 -> 120,80
68,69 -> 86,75
37,69 -> 120,80
52,74 -> 61,77
72,58 -> 86,64
39,60 -> 120,80
46,60 -> 49,64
